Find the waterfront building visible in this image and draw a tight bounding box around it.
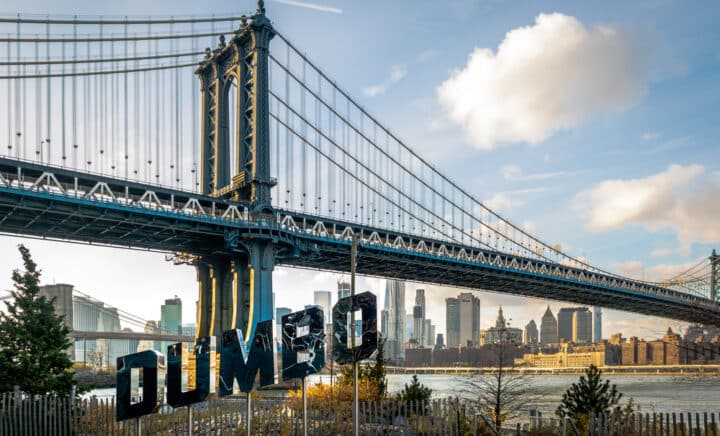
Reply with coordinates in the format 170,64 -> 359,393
385,279 -> 406,360
593,306 -> 603,343
524,320 -> 538,344
557,307 -> 583,343
314,291 -> 332,324
446,297 -> 460,347
446,293 -> 480,347
479,306 -> 522,345
540,305 -> 558,345
572,308 -> 592,343
518,343 -> 615,368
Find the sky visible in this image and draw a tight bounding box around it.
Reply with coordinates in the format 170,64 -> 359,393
1,0 -> 719,341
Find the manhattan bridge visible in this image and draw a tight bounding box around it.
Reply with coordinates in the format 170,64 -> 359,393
0,2 -> 718,342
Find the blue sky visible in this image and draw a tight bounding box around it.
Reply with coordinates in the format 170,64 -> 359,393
1,0 -> 719,340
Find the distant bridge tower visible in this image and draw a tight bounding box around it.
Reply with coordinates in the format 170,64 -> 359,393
193,1 -> 278,341
711,249 -> 719,302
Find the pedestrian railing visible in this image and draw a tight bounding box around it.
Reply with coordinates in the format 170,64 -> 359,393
2,391 -> 719,435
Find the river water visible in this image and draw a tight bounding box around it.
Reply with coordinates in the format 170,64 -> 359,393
88,374 -> 720,415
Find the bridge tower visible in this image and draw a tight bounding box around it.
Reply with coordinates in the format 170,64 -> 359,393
711,249 -> 719,302
193,1 -> 277,341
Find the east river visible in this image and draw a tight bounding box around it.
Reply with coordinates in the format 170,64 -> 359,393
88,374 -> 720,415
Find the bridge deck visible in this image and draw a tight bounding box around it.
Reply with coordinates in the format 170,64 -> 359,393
1,158 -> 718,326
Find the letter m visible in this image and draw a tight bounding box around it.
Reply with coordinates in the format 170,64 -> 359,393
219,319 -> 277,395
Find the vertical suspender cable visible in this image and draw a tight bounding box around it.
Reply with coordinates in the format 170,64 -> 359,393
72,17 -> 77,167
61,33 -> 66,165
133,39 -> 139,177
46,20 -> 51,163
191,21 -> 197,190
110,34 -> 115,172
284,45 -> 290,208
315,73 -> 321,214
174,21 -> 181,185
330,88 -> 335,215
99,21 -> 104,172
300,60 -> 306,211
35,35 -> 40,160
155,37 -> 160,182
6,35 -> 10,155
146,21 -> 151,182
124,18 -> 129,178
18,17 -> 24,159
83,39 -> 88,168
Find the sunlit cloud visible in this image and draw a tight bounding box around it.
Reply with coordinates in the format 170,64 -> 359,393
575,164 -> 720,253
438,13 -> 653,150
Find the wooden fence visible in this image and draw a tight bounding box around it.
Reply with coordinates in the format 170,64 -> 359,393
1,391 -> 719,435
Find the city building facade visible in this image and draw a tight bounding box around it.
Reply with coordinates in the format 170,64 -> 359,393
524,320 -> 538,344
540,305 -> 558,345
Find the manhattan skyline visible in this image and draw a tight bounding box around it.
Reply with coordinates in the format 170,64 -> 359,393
1,0 -> 718,340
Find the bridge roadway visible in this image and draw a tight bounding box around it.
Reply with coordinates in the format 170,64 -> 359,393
1,157 -> 718,325
72,330 -> 194,342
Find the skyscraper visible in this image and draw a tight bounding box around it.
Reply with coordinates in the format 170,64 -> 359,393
459,292 -> 480,347
572,308 -> 592,343
446,297 -> 460,347
435,333 -> 444,350
446,292 -> 480,347
557,307 -> 581,343
540,305 -> 558,344
412,289 -> 426,344
423,319 -> 432,347
314,290 -> 332,324
385,280 -> 406,360
524,320 -> 538,344
160,297 -> 182,335
593,306 -> 602,343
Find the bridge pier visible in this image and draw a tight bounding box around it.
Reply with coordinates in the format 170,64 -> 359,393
195,241 -> 274,342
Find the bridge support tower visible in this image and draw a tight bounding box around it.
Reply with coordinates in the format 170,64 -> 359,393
194,1 -> 278,341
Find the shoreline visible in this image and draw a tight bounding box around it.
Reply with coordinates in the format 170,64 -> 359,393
384,365 -> 720,376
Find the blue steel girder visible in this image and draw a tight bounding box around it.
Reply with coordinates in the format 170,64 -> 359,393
0,158 -> 718,326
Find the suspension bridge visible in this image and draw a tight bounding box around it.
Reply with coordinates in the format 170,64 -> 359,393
0,2 -> 718,343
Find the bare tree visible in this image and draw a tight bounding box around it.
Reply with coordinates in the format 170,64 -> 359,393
464,324 -> 540,430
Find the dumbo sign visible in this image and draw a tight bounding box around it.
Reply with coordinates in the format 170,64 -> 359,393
116,292 -> 376,421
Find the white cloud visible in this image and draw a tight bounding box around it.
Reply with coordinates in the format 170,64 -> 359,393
501,164 -> 566,182
363,64 -> 407,98
642,131 -> 662,141
484,193 -> 523,213
614,260 -> 701,282
437,13 -> 652,150
272,0 -> 342,14
575,164 -> 720,251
